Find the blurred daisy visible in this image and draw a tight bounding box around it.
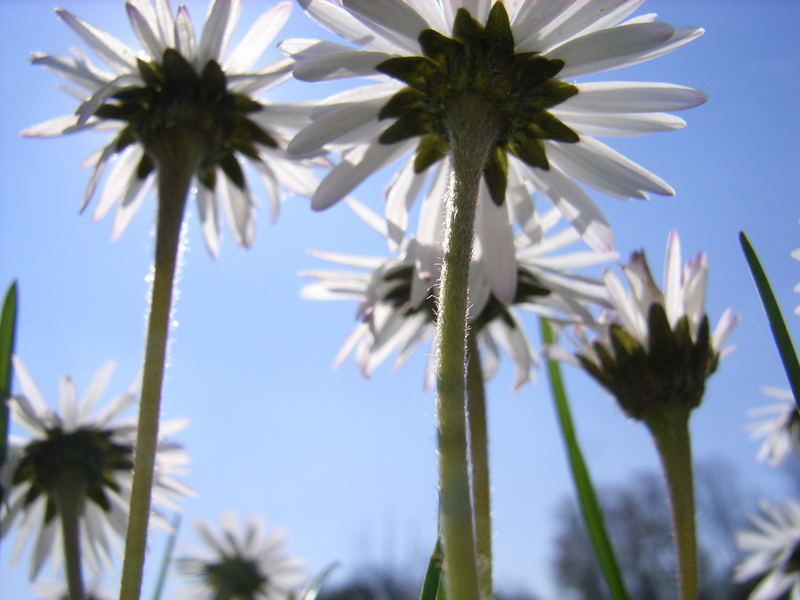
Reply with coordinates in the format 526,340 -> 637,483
285,0 -> 706,251
747,387 -> 800,468
0,357 -> 192,583
735,499 -> 800,600
25,0 -> 318,256
33,579 -> 111,600
571,230 -> 739,419
301,199 -> 613,389
177,513 -> 305,600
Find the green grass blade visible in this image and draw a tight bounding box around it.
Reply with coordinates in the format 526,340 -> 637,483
540,318 -> 630,600
739,232 -> 800,408
0,281 -> 19,502
151,513 -> 181,600
419,538 -> 444,600
298,562 -> 339,600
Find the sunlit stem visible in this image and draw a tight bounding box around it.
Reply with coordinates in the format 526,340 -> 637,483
467,330 -> 492,599
643,405 -> 698,600
55,476 -> 86,600
434,92 -> 500,600
119,146 -> 198,600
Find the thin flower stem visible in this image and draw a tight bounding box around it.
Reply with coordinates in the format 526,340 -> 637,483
56,477 -> 86,600
119,151 -> 197,600
435,93 -> 500,600
644,406 -> 698,600
467,330 -> 492,599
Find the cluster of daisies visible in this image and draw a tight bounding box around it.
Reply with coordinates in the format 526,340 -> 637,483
3,0 -> 797,599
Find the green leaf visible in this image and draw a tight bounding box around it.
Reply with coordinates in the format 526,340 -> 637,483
740,231 -> 800,409
419,538 -> 444,600
0,281 -> 18,508
540,318 -> 631,600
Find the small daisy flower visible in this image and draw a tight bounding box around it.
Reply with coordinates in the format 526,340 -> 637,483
301,199 -> 613,390
735,499 -> 800,600
0,357 -> 192,581
177,512 -> 306,600
284,0 -> 706,251
26,0 -> 318,256
747,387 -> 800,468
571,230 -> 739,420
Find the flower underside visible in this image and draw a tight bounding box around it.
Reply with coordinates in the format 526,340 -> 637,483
95,49 -> 277,191
381,264 -> 549,330
578,304 -> 719,420
376,3 -> 579,205
203,556 -> 266,600
12,426 -> 134,521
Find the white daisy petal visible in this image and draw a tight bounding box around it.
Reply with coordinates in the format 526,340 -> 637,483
56,8 -> 138,72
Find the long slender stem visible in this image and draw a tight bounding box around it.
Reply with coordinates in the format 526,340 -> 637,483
56,479 -> 86,600
466,330 -> 492,599
119,153 -> 196,600
644,406 -> 698,600
435,93 -> 500,600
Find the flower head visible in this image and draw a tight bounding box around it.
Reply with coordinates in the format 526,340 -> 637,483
0,357 -> 192,580
285,0 -> 706,251
177,512 -> 306,600
26,0 -> 318,256
735,499 -> 800,600
302,199 -> 613,389
572,230 -> 739,420
747,387 -> 800,468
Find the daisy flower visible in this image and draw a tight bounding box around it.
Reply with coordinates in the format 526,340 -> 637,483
25,0 -> 317,255
301,198 -> 613,390
572,230 -> 739,420
0,357 -> 192,583
747,387 -> 800,468
284,0 -> 706,251
735,499 -> 800,600
177,512 -> 306,600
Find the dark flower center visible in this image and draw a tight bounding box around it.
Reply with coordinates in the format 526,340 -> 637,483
13,426 -> 133,521
94,49 -> 277,191
380,262 -> 549,330
203,556 -> 267,600
376,2 -> 578,205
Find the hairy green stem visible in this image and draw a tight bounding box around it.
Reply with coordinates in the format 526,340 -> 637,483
56,477 -> 86,600
467,331 -> 492,599
119,150 -> 196,600
434,93 -> 500,600
644,406 -> 698,600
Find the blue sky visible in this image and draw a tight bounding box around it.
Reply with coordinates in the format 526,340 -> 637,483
1,1 -> 799,598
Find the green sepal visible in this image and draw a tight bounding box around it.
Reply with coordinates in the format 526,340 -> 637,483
200,60 -> 227,99
137,58 -> 163,89
136,153 -> 155,180
525,79 -> 579,110
94,103 -> 138,121
484,2 -> 514,58
419,29 -> 462,65
379,88 -> 425,120
483,146 -> 508,206
647,303 -> 678,369
413,133 -> 448,173
162,48 -> 198,88
88,486 -> 111,512
509,132 -> 549,170
241,119 -> 278,149
219,153 -> 245,189
516,56 -> 565,89
531,112 -> 579,143
609,325 -> 642,362
199,167 -> 216,190
231,93 -> 262,114
515,268 -> 550,302
43,498 -> 57,523
452,7 -> 484,41
376,56 -> 436,89
379,109 -> 431,144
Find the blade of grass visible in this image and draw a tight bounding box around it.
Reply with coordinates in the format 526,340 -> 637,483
540,318 -> 630,600
739,232 -> 800,407
0,281 -> 19,502
419,538 -> 444,600
297,562 -> 339,600
151,514 -> 181,600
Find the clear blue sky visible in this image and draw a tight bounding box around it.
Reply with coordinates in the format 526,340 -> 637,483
1,1 -> 799,598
